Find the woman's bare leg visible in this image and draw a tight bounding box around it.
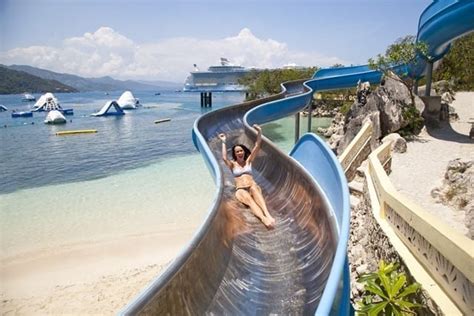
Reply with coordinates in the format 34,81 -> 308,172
249,184 -> 275,225
236,189 -> 274,228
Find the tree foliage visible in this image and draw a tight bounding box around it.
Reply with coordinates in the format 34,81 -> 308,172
434,32 -> 474,91
0,66 -> 77,94
368,35 -> 428,105
238,67 -> 318,100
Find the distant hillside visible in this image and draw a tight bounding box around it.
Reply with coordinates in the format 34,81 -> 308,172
0,66 -> 78,94
5,65 -> 181,92
87,76 -> 180,91
136,80 -> 182,89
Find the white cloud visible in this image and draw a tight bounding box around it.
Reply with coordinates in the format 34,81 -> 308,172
0,27 -> 345,82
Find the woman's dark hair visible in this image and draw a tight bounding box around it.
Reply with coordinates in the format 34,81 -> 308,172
231,144 -> 251,161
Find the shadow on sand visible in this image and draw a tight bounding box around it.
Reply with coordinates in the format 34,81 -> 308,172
424,120 -> 473,144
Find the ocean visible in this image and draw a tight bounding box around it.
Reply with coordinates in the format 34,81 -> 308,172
0,91 -> 332,258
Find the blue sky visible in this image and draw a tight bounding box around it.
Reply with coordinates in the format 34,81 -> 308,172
0,0 -> 432,82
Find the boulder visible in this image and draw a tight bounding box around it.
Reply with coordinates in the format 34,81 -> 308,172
430,159 -> 474,239
382,133 -> 407,153
333,75 -> 424,155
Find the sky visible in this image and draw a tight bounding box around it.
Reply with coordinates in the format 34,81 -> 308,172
0,0 -> 433,83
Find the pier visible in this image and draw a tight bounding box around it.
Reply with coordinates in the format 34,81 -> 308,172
200,92 -> 212,107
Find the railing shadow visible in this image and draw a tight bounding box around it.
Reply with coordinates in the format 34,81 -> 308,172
424,120 -> 473,144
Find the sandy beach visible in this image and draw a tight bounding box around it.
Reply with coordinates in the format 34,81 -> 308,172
1,225 -> 203,315
1,154 -> 216,315
389,92 -> 474,236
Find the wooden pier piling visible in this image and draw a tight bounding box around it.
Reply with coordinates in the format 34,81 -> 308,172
200,92 -> 212,107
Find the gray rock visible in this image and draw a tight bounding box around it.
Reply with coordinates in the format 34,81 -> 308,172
431,159 -> 474,238
333,75 -> 423,155
356,264 -> 368,275
382,133 -> 407,153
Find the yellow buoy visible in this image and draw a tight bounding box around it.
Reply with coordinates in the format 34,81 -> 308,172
56,129 -> 98,136
154,118 -> 171,124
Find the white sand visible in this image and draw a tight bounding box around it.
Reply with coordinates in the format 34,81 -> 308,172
1,226 -> 201,315
389,92 -> 474,235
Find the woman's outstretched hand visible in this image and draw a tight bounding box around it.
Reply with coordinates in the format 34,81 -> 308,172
252,124 -> 261,133
218,133 -> 226,142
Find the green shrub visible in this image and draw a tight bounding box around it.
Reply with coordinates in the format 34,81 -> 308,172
398,104 -> 424,137
357,260 -> 422,315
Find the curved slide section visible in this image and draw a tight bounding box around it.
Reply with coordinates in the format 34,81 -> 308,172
418,0 -> 474,60
121,83 -> 349,315
309,0 -> 473,90
121,1 -> 473,315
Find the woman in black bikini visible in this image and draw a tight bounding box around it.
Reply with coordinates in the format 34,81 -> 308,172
218,124 -> 276,228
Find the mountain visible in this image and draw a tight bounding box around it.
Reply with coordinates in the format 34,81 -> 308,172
87,76 -> 180,91
0,66 -> 78,94
136,80 -> 182,89
4,65 -> 181,92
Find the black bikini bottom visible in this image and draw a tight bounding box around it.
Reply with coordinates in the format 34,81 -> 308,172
236,185 -> 251,191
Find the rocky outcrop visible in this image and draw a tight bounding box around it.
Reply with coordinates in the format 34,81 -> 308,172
326,76 -> 425,155
431,159 -> 474,239
310,99 -> 343,117
382,133 -> 407,153
317,112 -> 345,138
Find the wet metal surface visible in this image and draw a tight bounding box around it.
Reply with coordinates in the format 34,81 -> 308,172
122,87 -> 337,315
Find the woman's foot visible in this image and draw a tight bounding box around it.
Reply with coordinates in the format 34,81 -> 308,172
262,216 -> 275,229
270,216 -> 276,226
264,213 -> 276,226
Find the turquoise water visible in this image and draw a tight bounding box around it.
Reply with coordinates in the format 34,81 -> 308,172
0,91 -> 243,194
0,154 -> 215,257
0,91 -> 332,258
262,116 -> 333,153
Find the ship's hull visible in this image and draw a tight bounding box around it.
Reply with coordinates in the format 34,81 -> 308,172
183,83 -> 247,92
183,64 -> 251,92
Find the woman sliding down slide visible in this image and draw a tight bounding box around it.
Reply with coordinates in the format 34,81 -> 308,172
218,124 -> 276,229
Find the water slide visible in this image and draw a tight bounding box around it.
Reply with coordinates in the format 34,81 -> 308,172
91,101 -> 125,117
121,1 -> 473,314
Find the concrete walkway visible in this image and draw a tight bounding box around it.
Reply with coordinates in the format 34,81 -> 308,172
389,92 -> 474,236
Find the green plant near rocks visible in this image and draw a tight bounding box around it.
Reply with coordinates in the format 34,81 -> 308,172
368,35 -> 428,108
398,103 -> 424,137
357,260 -> 422,315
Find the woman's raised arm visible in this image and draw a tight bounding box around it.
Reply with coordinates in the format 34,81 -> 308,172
218,133 -> 233,169
248,124 -> 262,163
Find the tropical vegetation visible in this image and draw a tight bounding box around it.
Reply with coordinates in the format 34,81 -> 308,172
433,32 -> 474,91
368,35 -> 428,105
357,260 -> 422,315
238,67 -> 318,100
0,66 -> 77,94
368,36 -> 427,136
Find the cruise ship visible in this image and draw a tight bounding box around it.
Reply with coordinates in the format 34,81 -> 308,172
183,58 -> 251,92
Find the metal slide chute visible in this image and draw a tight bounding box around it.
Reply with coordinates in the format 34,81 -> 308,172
121,1 -> 473,314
